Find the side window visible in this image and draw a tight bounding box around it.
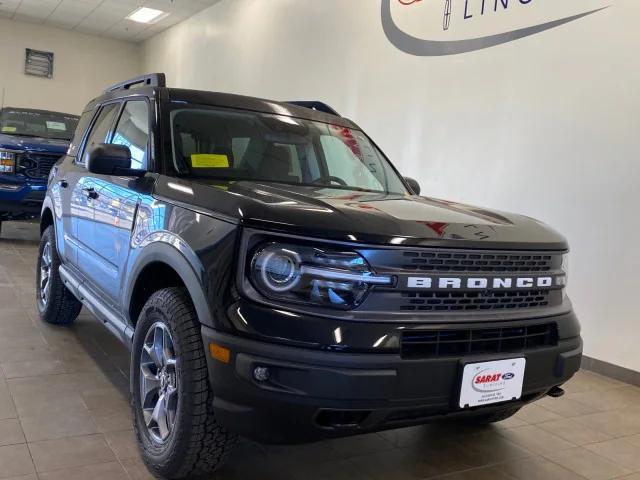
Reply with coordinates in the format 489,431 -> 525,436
68,110 -> 93,157
80,103 -> 118,165
111,101 -> 150,169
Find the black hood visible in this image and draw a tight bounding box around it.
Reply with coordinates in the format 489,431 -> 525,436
154,178 -> 567,250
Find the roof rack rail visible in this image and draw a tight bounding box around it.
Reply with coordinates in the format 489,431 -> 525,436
287,101 -> 340,117
104,73 -> 166,93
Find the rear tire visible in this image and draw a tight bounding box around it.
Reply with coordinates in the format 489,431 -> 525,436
131,287 -> 237,479
36,225 -> 82,325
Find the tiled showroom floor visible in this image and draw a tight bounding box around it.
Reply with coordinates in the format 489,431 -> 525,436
0,221 -> 639,480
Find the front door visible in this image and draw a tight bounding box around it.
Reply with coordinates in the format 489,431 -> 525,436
67,103 -> 120,274
81,100 -> 151,302
52,109 -> 92,266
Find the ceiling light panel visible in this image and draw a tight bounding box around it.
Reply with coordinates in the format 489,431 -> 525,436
126,6 -> 167,24
6,0 -> 222,42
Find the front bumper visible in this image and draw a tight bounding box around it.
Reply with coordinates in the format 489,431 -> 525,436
0,178 -> 47,216
202,319 -> 582,444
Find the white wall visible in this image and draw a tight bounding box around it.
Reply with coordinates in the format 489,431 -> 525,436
143,0 -> 640,372
0,18 -> 141,114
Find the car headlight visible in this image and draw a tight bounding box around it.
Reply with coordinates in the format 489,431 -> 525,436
249,242 -> 392,309
0,150 -> 16,173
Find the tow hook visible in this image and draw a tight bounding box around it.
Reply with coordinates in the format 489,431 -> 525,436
547,386 -> 565,398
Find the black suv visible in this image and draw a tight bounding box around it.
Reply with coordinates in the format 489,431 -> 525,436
37,74 -> 582,479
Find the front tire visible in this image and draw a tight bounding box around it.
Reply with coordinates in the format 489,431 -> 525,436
36,225 -> 82,325
131,287 -> 237,479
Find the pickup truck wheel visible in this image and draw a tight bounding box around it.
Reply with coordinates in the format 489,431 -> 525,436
131,287 -> 237,479
36,225 -> 82,325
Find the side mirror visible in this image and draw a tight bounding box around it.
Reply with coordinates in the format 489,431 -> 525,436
87,143 -> 145,177
404,177 -> 421,196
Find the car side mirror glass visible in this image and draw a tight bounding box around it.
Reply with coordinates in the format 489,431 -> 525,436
404,177 -> 421,196
87,143 -> 145,177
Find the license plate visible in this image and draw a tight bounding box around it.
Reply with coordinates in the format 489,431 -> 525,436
459,358 -> 526,409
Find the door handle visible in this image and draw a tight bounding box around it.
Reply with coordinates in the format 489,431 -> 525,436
58,179 -> 68,188
82,187 -> 98,200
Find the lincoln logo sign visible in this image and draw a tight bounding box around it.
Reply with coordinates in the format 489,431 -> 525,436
381,0 -> 609,56
406,275 -> 565,289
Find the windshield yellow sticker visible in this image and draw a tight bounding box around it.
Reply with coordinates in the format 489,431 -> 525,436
191,154 -> 229,168
1,126 -> 16,133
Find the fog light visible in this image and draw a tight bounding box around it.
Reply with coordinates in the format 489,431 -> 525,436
253,366 -> 270,382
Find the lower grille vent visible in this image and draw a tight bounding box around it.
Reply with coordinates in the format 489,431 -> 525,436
401,323 -> 558,359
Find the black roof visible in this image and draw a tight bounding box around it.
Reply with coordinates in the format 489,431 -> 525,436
166,88 -> 358,129
92,73 -> 357,129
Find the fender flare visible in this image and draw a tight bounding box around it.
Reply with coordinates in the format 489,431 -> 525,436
40,196 -> 64,257
124,238 -> 214,328
40,196 -> 55,231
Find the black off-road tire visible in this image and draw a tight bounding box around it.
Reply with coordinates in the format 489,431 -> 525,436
36,225 -> 82,325
462,406 -> 521,425
131,287 -> 237,479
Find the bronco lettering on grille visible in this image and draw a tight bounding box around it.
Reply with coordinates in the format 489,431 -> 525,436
407,276 -> 557,289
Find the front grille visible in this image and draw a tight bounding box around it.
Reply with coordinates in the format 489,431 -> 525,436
401,323 -> 558,358
399,289 -> 551,312
358,248 -> 565,315
17,153 -> 61,180
401,251 -> 554,273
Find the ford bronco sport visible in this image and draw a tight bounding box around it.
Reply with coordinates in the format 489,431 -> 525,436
0,107 -> 78,234
37,74 -> 582,479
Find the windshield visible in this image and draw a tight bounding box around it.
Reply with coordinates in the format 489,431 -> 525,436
0,108 -> 79,141
169,106 -> 408,194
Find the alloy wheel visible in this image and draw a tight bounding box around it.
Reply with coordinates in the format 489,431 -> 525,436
38,241 -> 52,307
140,322 -> 179,444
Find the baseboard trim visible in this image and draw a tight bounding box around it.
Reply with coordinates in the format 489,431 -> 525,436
581,355 -> 640,387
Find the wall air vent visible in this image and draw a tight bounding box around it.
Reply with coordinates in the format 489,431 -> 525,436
24,48 -> 54,79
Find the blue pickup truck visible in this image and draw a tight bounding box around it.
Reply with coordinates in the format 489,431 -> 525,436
0,107 -> 79,234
